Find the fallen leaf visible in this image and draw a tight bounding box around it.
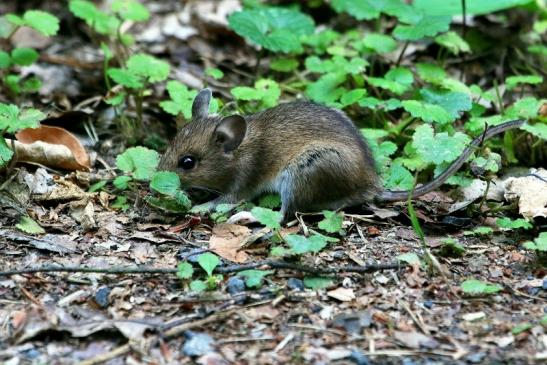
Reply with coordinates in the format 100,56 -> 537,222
462,312 -> 486,321
504,168 -> 547,218
15,125 -> 90,170
394,330 -> 439,349
209,223 -> 251,263
327,287 -> 355,302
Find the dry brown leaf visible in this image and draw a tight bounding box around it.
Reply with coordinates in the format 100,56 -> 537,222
327,287 -> 355,302
209,223 -> 251,263
393,330 -> 439,349
14,125 -> 90,170
504,168 -> 547,218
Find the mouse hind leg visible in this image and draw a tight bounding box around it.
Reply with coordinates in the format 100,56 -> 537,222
276,146 -> 373,220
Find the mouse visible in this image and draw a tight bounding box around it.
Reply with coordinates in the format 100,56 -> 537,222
159,88 -> 525,220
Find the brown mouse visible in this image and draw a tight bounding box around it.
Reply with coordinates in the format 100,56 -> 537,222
159,88 -> 524,219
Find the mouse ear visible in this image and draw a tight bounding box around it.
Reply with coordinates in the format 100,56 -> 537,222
192,88 -> 212,119
214,115 -> 247,153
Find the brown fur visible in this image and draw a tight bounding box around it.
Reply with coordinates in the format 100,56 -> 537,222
159,92 -> 380,218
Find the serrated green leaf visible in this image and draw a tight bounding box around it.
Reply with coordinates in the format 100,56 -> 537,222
190,279 -> 207,292
285,234 -> 329,254
419,88 -> 472,122
340,89 -> 367,106
197,252 -> 220,277
239,269 -> 273,288
107,68 -> 143,89
521,123 -> 547,140
402,100 -> 452,124
89,180 -> 107,192
16,216 -> 45,234
11,47 -> 39,66
463,226 -> 494,236
205,67 -> 224,79
116,146 -> 159,181
150,171 -> 180,196
505,97 -> 541,119
394,15 -> 451,41
0,137 -> 13,167
361,33 -> 398,53
231,79 -> 280,108
368,67 -> 413,95
318,210 -> 343,233
111,0 -> 150,22
177,262 -> 194,280
461,279 -> 502,295
0,103 -> 45,133
126,53 -> 170,83
384,162 -> 414,190
416,63 -> 446,83
23,10 -> 59,36
228,7 -> 314,53
414,0 -> 531,16
306,72 -> 346,106
69,0 -> 120,35
145,195 -> 190,213
412,124 -> 471,165
258,194 -> 281,209
111,195 -> 129,211
251,207 -> 282,230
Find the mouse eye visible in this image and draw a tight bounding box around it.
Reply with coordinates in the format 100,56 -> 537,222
178,155 -> 196,170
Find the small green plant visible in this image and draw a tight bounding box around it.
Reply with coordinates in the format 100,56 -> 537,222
461,279 -> 502,295
438,238 -> 465,258
231,79 -> 281,112
464,226 -> 494,236
496,217 -> 533,230
0,10 -> 59,96
160,81 -> 218,122
523,232 -> 547,261
176,252 -> 223,292
317,210 -> 344,234
0,103 -> 45,167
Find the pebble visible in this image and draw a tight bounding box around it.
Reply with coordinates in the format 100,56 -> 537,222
226,276 -> 246,295
182,331 -> 215,357
349,350 -> 370,365
287,278 -> 304,291
94,286 -> 111,308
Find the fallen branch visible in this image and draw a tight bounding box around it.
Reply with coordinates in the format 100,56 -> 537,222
0,260 -> 405,277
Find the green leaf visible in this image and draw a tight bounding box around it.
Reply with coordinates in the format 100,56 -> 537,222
205,67 -> 224,79
416,63 -> 446,84
107,68 -> 143,89
239,269 -> 273,288
0,137 -> 13,167
318,210 -> 343,233
361,33 -> 398,53
303,276 -> 333,290
419,88 -> 472,122
11,47 -> 39,66
461,279 -> 502,295
512,323 -> 533,335
69,0 -> 120,35
521,122 -> 547,140
150,171 -> 181,196
6,14 -> 25,26
397,252 -> 421,265
251,207 -> 282,230
463,226 -> 494,236
331,0 -> 381,20
412,124 -> 471,165
471,154 -> 501,174
0,103 -> 45,133
270,58 -> 299,72
113,175 -> 132,190
111,0 -> 150,22
258,194 -> 281,209
285,234 -> 329,254
414,0 -> 532,16
190,279 -> 207,292
340,89 -> 367,106
434,31 -> 470,54
126,53 -> 170,83
23,10 -> 60,36
505,75 -> 543,90
367,67 -> 413,95
505,97 -> 541,119
16,216 -> 45,234
228,7 -> 314,53
496,217 -> 533,230
306,72 -> 346,106
0,51 -> 10,69
384,161 -> 414,190
145,195 -> 190,213
111,195 -> 129,210
301,29 -> 340,54
197,252 -> 220,277
393,15 -> 452,41
523,232 -> 547,252
177,262 -> 194,280
232,79 -> 280,108
115,146 -> 159,181
160,81 -> 196,119
89,180 -> 107,192
402,100 -> 452,124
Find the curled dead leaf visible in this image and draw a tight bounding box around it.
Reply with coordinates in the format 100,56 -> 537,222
15,125 -> 90,171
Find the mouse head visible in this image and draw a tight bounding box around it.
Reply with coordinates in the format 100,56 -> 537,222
159,88 -> 247,193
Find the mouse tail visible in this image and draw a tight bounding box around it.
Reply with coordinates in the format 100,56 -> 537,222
375,119 -> 526,203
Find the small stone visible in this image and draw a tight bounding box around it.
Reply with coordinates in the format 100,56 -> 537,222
466,352 -> 486,363
226,276 -> 245,295
542,279 -> 547,290
182,331 -> 215,357
423,300 -> 433,309
349,350 -> 369,365
287,278 -> 304,291
94,286 -> 111,308
401,358 -> 417,365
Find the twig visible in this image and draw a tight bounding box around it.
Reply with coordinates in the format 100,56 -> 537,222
0,260 -> 405,277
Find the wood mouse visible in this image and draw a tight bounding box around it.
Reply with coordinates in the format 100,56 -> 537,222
159,88 -> 524,220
